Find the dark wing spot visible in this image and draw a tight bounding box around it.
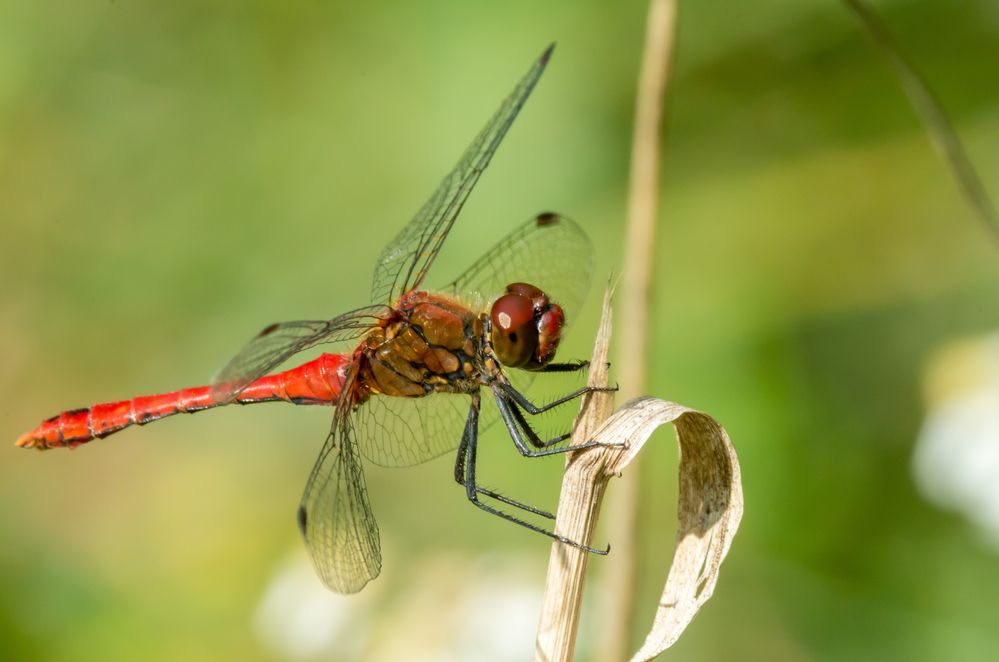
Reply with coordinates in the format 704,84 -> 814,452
296,505 -> 308,535
536,212 -> 559,226
259,323 -> 280,337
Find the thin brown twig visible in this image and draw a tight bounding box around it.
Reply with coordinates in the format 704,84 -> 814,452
600,0 -> 677,659
534,287 -> 618,662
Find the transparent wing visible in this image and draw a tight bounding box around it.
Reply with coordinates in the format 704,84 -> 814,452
370,44 -> 554,306
211,305 -> 391,403
353,391 -> 500,468
298,407 -> 381,594
443,213 -> 595,331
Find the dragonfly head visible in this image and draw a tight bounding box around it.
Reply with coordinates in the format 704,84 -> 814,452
489,282 -> 565,370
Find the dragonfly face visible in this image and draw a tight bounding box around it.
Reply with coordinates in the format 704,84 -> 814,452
489,282 -> 566,370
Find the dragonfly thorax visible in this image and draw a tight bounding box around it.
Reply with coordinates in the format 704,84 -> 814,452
356,293 -> 486,399
489,282 -> 565,371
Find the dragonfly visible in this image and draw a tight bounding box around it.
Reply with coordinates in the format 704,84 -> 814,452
16,44 -> 612,594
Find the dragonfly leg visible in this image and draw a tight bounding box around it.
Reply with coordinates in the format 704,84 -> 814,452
494,390 -> 613,457
456,393 -> 554,519
535,359 -> 589,373
462,396 -> 607,554
538,360 -> 614,374
506,399 -> 572,449
454,420 -> 470,485
498,380 -> 617,415
475,486 -> 555,519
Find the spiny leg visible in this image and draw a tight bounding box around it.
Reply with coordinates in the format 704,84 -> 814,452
505,395 -> 571,449
454,392 -> 554,519
462,392 -> 608,555
538,360 -> 614,374
535,359 -> 589,373
494,390 -> 613,458
498,380 -> 617,415
454,423 -> 470,484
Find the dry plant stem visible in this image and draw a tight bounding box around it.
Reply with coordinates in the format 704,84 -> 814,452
604,0 -> 677,659
620,0 -> 675,397
535,286 -> 617,662
842,0 -> 999,241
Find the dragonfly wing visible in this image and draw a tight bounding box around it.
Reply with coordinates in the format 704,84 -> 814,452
211,305 -> 391,403
354,391 -> 501,468
444,213 -> 595,332
370,44 -> 554,306
298,408 -> 381,594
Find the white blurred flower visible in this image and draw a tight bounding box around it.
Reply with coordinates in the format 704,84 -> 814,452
913,333 -> 999,547
254,548 -> 545,661
253,551 -> 374,660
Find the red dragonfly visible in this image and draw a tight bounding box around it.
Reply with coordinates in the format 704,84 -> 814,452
16,44 -> 610,593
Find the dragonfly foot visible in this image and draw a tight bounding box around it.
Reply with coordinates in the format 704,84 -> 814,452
553,532 -> 611,556
562,438 -> 625,453
594,439 -> 627,450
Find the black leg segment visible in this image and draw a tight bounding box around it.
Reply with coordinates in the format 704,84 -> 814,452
460,392 -> 608,555
493,390 -> 611,458
498,380 -> 617,415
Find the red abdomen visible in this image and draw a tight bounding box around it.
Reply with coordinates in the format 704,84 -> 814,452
16,353 -> 352,450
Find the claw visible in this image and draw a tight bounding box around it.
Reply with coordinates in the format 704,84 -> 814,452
572,540 -> 610,556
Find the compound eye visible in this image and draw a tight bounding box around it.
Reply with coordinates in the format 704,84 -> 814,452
506,282 -> 545,300
490,293 -> 539,368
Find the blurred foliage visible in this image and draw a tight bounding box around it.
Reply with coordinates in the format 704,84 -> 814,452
2,0 -> 998,660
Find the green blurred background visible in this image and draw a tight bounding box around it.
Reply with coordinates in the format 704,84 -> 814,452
3,1 -> 999,660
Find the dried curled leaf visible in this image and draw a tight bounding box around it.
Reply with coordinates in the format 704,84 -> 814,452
595,397 -> 743,661
534,287 -> 742,661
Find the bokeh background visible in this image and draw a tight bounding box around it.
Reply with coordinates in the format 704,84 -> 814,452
3,1 -> 999,660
